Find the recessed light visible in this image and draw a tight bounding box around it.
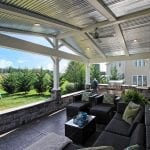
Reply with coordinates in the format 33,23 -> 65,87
86,48 -> 90,50
134,39 -> 137,42
34,23 -> 40,26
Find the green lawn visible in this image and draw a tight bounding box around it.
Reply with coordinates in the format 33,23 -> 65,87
0,90 -> 50,111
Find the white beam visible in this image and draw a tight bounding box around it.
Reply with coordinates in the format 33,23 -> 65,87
87,0 -> 116,21
0,27 -> 54,37
85,33 -> 106,58
89,53 -> 150,63
114,25 -> 129,56
0,34 -> 87,62
61,39 -> 89,59
0,3 -> 81,31
57,9 -> 150,39
86,0 -> 129,56
45,37 -> 55,48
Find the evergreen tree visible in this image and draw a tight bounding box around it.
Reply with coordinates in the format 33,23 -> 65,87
16,69 -> 33,93
1,73 -> 17,94
110,65 -> 119,80
33,68 -> 48,94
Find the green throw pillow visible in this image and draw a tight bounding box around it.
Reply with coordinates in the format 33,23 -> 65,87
82,92 -> 91,102
124,144 -> 140,150
78,146 -> 114,150
103,94 -> 115,104
122,101 -> 140,124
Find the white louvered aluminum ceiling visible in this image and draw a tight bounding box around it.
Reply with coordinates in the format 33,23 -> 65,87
0,0 -> 150,62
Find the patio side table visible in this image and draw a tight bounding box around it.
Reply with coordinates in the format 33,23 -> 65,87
65,115 -> 96,145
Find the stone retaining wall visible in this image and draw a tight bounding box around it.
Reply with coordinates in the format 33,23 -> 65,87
0,91 -> 83,134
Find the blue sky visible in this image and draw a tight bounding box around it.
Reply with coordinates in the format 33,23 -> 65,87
0,32 -> 106,72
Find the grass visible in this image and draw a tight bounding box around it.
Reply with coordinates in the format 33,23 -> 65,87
0,90 -> 50,111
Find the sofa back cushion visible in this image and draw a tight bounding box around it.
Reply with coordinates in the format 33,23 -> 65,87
73,94 -> 82,102
95,94 -> 104,105
82,92 -> 91,102
128,106 -> 144,135
103,94 -> 115,104
122,101 -> 140,125
129,123 -> 145,146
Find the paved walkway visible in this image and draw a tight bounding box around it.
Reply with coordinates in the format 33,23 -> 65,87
0,109 -> 66,150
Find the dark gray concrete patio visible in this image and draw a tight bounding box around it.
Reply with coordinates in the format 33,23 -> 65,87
0,109 -> 67,150
0,109 -> 103,150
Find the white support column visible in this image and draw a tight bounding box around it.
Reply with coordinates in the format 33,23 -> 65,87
52,38 -> 61,102
85,63 -> 91,89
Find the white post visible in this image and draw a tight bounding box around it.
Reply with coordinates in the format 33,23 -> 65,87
51,38 -> 61,101
53,56 -> 60,90
85,63 -> 91,89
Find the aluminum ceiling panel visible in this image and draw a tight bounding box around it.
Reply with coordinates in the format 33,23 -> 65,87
121,16 -> 150,30
102,0 -> 150,17
88,25 -> 125,56
0,12 -> 68,35
1,0 -> 106,28
122,25 -> 150,54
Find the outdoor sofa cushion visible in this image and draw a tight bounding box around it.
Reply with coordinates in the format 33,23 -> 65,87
122,101 -> 140,124
78,146 -> 114,150
93,130 -> 130,150
82,91 -> 91,102
105,102 -> 144,136
93,123 -> 145,150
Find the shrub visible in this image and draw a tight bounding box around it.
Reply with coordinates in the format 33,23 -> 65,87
122,89 -> 147,104
61,81 -> 76,94
1,73 -> 17,94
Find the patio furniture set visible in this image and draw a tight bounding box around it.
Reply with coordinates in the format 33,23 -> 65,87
64,92 -> 149,150
25,92 -> 149,150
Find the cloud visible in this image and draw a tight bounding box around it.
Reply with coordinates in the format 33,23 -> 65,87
0,59 -> 13,68
17,59 -> 27,64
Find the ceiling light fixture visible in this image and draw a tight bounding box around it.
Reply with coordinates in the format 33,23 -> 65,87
34,23 -> 40,26
86,48 -> 90,50
134,39 -> 137,42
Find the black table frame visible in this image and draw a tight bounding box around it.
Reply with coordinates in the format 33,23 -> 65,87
65,115 -> 96,145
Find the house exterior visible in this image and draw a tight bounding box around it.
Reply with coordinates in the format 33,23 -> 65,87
106,59 -> 150,87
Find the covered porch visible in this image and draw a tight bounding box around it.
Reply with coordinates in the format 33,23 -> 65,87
0,0 -> 150,149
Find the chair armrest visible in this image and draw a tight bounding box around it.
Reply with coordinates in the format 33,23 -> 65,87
95,94 -> 104,105
114,96 -> 121,109
117,102 -> 128,114
73,94 -> 82,102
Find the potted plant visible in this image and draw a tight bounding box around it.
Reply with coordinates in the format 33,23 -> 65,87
121,89 -> 147,105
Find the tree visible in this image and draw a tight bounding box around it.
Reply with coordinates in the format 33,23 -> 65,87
16,69 -> 33,93
90,64 -> 101,82
1,73 -> 17,94
110,65 -> 119,80
33,68 -> 49,94
64,61 -> 85,90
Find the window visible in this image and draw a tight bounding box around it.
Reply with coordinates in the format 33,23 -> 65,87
133,76 -> 137,85
135,60 -> 146,67
132,75 -> 147,86
138,76 -> 142,86
143,76 -> 147,86
119,62 -> 121,67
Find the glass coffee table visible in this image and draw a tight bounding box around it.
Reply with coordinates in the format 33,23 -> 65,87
65,115 -> 96,144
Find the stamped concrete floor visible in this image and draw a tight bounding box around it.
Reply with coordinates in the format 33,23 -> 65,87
0,109 -> 67,150
0,109 -> 104,150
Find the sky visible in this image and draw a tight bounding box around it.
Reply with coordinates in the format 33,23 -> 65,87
0,32 -> 106,73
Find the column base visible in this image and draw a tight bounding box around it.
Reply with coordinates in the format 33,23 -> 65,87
85,84 -> 91,90
52,89 -> 61,102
